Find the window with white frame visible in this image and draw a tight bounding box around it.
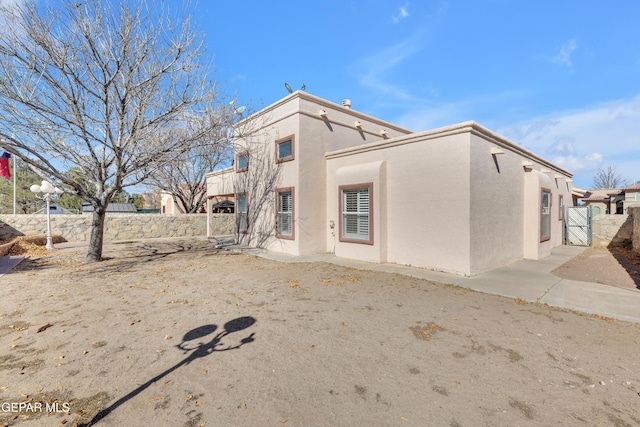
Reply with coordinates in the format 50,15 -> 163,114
339,183 -> 373,244
276,188 -> 294,239
237,193 -> 248,233
540,188 -> 551,242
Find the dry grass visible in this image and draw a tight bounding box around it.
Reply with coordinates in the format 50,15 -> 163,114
0,235 -> 65,258
409,322 -> 445,341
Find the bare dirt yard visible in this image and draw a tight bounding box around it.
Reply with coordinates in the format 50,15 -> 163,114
553,246 -> 640,291
1,238 -> 639,426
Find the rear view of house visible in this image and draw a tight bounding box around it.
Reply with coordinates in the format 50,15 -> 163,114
207,92 -> 574,276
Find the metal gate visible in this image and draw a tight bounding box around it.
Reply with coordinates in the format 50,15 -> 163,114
565,206 -> 591,246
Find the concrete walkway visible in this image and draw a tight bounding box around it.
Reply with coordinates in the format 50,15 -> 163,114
0,256 -> 24,277
229,244 -> 640,324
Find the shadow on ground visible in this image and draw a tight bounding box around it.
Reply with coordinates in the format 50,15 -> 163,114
607,246 -> 640,290
11,239 -> 227,276
78,316 -> 256,427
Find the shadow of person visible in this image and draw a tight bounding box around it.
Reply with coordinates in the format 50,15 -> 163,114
79,316 -> 256,426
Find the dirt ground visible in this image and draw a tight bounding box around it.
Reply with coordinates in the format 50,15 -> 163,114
553,246 -> 640,291
1,238 -> 639,427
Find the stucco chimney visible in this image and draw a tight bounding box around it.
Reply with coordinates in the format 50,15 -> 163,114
342,99 -> 352,109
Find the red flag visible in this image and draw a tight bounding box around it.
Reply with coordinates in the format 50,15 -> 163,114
0,153 -> 10,180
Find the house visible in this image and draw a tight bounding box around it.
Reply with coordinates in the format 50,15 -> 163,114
160,184 -> 208,214
581,184 -> 640,215
206,92 -> 575,276
81,202 -> 137,215
47,203 -> 75,214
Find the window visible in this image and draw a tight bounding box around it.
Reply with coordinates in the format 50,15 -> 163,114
275,135 -> 295,163
339,183 -> 373,245
558,195 -> 564,221
635,192 -> 640,201
236,152 -> 248,172
540,188 -> 551,242
276,187 -> 294,239
591,205 -> 601,216
237,193 -> 248,233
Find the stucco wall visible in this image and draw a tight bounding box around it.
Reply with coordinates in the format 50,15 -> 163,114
0,214 -> 234,242
591,214 -> 632,248
326,129 -> 472,275
470,134 -> 525,273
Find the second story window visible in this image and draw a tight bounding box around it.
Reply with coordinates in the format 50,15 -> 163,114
276,135 -> 295,163
236,152 -> 248,172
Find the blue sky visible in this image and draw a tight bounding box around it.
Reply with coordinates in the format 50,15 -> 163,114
185,0 -> 640,189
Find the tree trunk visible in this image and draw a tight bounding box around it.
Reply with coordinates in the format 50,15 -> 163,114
86,208 -> 106,262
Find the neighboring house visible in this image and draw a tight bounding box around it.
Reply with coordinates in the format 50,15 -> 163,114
570,186 -> 587,206
160,185 -> 207,214
49,203 -> 75,214
581,184 -> 640,215
207,91 -> 575,276
81,202 -> 137,215
160,191 -> 179,214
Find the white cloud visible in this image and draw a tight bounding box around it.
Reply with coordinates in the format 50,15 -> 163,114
553,38 -> 578,68
497,95 -> 640,187
356,29 -> 427,100
392,6 -> 409,24
551,153 -> 603,173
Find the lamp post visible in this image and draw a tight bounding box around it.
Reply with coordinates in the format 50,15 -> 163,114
30,180 -> 63,250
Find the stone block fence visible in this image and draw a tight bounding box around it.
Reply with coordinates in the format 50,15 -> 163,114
0,213 -> 234,243
591,214 -> 633,248
631,207 -> 640,253
591,208 -> 639,253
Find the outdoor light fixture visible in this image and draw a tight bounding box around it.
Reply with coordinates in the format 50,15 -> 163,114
319,109 -> 327,118
354,121 -> 362,129
380,129 -> 388,138
490,146 -> 505,155
30,180 -> 63,250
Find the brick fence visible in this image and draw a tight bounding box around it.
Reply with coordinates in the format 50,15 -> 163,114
0,213 -> 234,242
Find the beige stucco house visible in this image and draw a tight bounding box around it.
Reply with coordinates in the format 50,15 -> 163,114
206,91 -> 575,276
581,184 -> 640,215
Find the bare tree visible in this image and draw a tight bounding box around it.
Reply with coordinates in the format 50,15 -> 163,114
0,0 -> 229,261
592,166 -> 630,189
231,122 -> 282,248
147,111 -> 237,214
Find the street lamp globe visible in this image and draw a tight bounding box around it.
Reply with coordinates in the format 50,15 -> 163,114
30,180 -> 60,250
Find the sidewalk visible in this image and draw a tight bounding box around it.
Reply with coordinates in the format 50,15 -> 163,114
0,256 -> 23,277
230,244 -> 640,323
